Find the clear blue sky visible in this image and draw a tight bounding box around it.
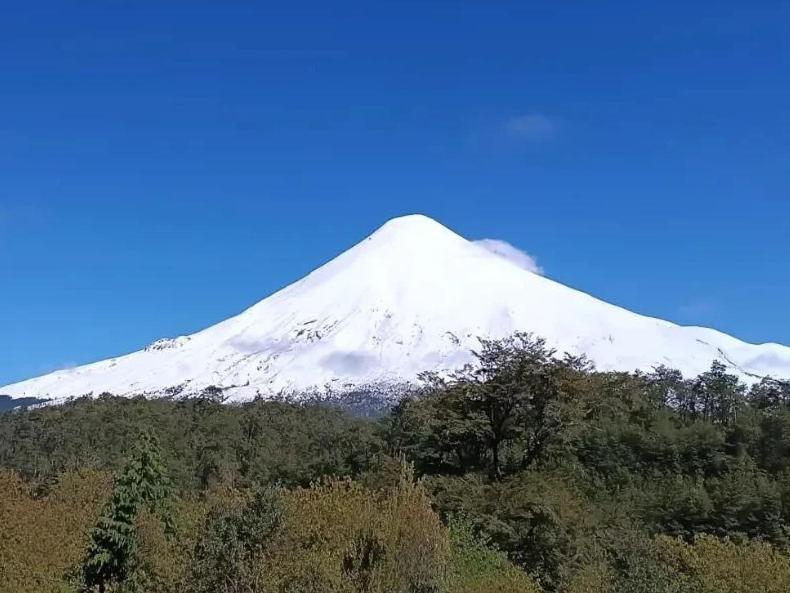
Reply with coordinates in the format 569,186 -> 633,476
1,1 -> 788,385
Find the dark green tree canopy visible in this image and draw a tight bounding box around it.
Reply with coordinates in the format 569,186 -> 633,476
81,433 -> 172,593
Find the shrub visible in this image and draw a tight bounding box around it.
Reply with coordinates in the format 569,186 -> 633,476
268,467 -> 449,592
659,534 -> 790,593
0,469 -> 111,593
448,517 -> 540,593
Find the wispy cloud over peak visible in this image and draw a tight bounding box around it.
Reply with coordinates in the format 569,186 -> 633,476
474,239 -> 544,275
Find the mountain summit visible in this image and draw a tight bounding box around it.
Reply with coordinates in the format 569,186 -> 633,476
3,215 -> 790,401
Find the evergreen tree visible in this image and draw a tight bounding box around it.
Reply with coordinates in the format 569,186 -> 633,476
649,365 -> 695,416
394,333 -> 587,480
751,377 -> 790,410
694,361 -> 744,425
80,432 -> 172,593
188,487 -> 283,593
470,333 -> 560,478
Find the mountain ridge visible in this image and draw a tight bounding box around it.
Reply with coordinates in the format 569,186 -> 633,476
3,214 -> 789,402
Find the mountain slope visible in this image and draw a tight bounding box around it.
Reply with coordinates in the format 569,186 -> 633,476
3,215 -> 789,401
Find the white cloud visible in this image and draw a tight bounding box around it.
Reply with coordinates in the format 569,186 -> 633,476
474,239 -> 544,275
504,113 -> 557,142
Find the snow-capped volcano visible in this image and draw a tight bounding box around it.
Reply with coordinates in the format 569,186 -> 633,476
3,214 -> 790,402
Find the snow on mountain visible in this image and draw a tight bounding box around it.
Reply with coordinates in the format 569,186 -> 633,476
2,214 -> 789,402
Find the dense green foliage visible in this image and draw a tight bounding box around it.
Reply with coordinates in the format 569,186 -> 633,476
0,395 -> 380,490
188,486 -> 284,593
4,332 -> 790,591
80,433 -> 173,593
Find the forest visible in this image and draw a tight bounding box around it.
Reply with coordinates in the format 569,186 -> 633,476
3,332 -> 790,592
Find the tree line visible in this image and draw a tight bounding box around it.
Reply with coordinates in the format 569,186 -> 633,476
3,332 -> 790,592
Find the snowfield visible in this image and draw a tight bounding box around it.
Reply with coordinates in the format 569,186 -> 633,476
2,214 -> 789,402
